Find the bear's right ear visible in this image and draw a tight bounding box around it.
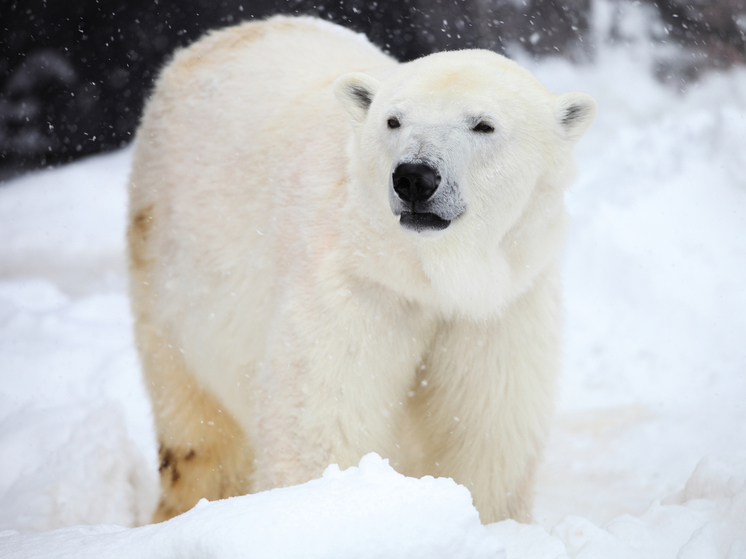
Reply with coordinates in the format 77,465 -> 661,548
333,72 -> 381,125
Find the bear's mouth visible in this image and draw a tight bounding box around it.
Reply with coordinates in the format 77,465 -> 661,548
399,211 -> 451,232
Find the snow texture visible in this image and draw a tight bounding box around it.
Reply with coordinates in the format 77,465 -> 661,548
0,454 -> 503,559
1,8 -> 745,557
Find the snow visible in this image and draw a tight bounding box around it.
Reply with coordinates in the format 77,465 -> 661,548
0,454 -> 504,559
519,20 -> 746,537
0,152 -> 157,533
1,13 -> 746,558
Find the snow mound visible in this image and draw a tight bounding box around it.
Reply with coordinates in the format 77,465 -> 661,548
0,453 -> 504,559
548,456 -> 746,559
489,455 -> 746,559
0,275 -> 158,533
3,454 -> 744,558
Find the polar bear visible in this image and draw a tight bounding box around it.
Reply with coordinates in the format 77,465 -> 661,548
127,15 -> 595,524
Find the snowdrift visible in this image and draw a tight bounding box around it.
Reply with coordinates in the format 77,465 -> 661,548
0,454 -> 502,559
0,454 -> 744,558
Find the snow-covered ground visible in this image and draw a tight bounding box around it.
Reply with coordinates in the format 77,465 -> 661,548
1,8 -> 746,558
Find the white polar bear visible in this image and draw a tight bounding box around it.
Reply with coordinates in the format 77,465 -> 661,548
128,15 -> 595,524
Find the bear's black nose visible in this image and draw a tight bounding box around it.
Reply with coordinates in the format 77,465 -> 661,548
392,163 -> 441,204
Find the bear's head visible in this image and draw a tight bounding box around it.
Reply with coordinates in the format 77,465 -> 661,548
334,50 -> 596,317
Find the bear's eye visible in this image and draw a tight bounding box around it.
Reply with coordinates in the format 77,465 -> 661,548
387,117 -> 401,129
472,121 -> 495,133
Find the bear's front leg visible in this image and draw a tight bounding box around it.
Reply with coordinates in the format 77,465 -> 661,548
408,267 -> 561,523
250,280 -> 436,491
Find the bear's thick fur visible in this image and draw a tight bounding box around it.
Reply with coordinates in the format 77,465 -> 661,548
128,15 -> 596,524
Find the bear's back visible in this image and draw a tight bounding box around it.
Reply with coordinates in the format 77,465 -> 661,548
162,16 -> 393,98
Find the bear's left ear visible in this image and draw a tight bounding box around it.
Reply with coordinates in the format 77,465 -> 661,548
554,92 -> 597,142
333,72 -> 381,125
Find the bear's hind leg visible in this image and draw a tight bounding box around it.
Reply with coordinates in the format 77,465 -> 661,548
137,325 -> 254,523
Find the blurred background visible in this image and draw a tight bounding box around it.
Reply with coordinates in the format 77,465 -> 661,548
1,0 -> 745,180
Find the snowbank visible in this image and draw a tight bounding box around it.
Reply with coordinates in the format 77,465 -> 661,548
1,454 -> 744,558
0,454 -> 503,559
0,151 -> 158,533
488,456 -> 746,558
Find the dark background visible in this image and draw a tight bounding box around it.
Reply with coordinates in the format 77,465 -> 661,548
1,0 -> 744,179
